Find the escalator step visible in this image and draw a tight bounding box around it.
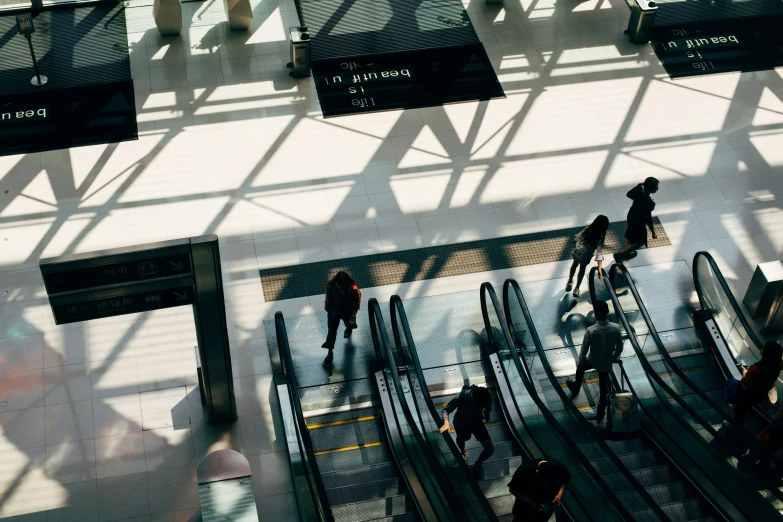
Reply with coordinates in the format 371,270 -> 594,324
672,353 -> 715,371
316,444 -> 392,474
331,495 -> 414,521
447,440 -> 519,464
306,407 -> 380,427
478,476 -> 513,500
616,450 -> 660,470
661,498 -> 707,521
477,456 -> 524,480
365,513 -> 419,522
309,418 -> 386,452
646,481 -> 690,506
326,477 -> 406,506
605,438 -> 646,455
321,462 -> 398,490
630,508 -> 662,522
630,465 -> 676,488
486,492 -> 515,516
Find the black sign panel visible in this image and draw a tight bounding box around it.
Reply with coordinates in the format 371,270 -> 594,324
651,21 -> 783,78
312,44 -> 504,117
43,252 -> 192,294
51,285 -> 194,324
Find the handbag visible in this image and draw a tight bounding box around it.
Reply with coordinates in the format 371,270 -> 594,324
725,378 -> 742,404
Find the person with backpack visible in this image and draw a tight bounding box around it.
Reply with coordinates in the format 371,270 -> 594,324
321,271 -> 362,368
565,300 -> 623,424
728,341 -> 783,426
566,215 -> 609,298
614,177 -> 659,262
508,458 -> 571,522
440,385 -> 494,478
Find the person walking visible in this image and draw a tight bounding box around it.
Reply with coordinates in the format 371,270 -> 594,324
566,215 -> 609,298
729,341 -> 783,426
321,271 -> 362,368
508,458 -> 571,522
614,177 -> 659,263
440,384 -> 494,478
565,300 -> 623,423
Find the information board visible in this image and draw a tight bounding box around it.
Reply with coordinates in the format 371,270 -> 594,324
39,235 -> 236,423
43,251 -> 192,294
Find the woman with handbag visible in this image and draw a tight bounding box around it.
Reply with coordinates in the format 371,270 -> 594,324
566,215 -> 609,298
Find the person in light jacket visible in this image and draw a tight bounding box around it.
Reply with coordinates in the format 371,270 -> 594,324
566,215 -> 609,298
566,300 -> 623,424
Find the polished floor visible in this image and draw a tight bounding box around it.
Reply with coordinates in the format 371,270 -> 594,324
0,0 -> 782,519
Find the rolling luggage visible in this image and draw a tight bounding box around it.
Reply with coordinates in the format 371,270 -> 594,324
608,364 -> 640,434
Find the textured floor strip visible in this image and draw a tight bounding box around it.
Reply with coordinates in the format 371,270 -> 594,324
260,218 -> 670,302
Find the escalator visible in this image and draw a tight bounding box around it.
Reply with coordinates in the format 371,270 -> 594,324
274,309 -> 469,521
588,267 -> 782,521
503,278 -> 691,522
609,261 -> 783,515
386,287 -> 634,520
692,251 -> 780,424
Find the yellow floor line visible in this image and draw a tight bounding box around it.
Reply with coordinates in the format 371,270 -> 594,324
314,441 -> 383,455
560,377 -> 599,386
306,415 -> 379,430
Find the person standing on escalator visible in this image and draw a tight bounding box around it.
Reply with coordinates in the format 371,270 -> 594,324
728,341 -> 783,426
565,300 -> 623,424
440,385 -> 494,479
508,458 -> 571,522
321,271 -> 361,368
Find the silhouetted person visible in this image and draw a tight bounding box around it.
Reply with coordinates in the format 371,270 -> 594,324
440,385 -> 494,478
730,341 -> 783,426
508,458 -> 571,522
321,271 -> 361,368
566,300 -> 623,424
566,215 -> 609,298
614,177 -> 659,262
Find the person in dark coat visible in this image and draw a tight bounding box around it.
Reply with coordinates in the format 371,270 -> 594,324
321,271 -> 361,368
613,177 -> 659,262
508,458 -> 571,522
440,385 -> 494,478
730,341 -> 783,426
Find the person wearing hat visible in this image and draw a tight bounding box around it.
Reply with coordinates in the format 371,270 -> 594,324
508,458 -> 571,521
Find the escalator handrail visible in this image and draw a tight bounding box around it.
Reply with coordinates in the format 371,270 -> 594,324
388,295 -> 499,522
692,251 -> 764,348
497,280 -> 651,522
609,263 -> 783,467
590,267 -> 769,522
368,298 -> 468,522
590,266 -> 742,442
275,312 -> 334,522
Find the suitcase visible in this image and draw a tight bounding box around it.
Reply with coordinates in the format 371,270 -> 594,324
608,367 -> 640,434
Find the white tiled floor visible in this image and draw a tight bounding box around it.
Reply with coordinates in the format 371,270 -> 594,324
0,0 -> 782,518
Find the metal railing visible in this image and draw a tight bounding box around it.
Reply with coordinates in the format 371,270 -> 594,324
275,312 -> 334,522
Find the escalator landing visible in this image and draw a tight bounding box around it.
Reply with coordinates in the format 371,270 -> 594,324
266,310 -> 377,387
